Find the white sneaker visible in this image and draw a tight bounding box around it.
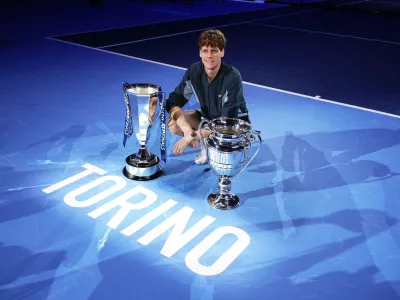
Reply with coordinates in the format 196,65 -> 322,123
194,147 -> 207,165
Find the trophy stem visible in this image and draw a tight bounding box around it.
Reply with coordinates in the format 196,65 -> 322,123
219,176 -> 232,195
123,143 -> 162,181
137,144 -> 152,160
207,176 -> 240,210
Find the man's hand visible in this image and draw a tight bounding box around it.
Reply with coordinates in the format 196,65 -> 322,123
173,130 -> 200,155
189,139 -> 200,149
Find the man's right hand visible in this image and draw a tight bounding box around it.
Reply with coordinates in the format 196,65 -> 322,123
173,130 -> 200,154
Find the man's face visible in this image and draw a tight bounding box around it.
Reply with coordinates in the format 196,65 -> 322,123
200,45 -> 224,72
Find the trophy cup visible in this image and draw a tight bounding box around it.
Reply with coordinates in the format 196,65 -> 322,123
122,82 -> 166,181
199,117 -> 261,210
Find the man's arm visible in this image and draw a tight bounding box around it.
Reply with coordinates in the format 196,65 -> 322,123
165,69 -> 192,114
169,106 -> 195,137
170,106 -> 204,154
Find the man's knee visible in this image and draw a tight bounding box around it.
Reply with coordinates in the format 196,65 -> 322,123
167,110 -> 201,136
184,110 -> 201,129
167,117 -> 183,136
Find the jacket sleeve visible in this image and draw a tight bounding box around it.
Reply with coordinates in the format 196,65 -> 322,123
165,69 -> 192,113
221,72 -> 243,118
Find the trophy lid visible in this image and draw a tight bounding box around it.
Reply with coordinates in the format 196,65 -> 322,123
125,83 -> 161,96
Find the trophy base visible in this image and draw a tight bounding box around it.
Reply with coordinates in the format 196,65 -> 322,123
207,193 -> 240,210
123,154 -> 163,181
123,166 -> 162,181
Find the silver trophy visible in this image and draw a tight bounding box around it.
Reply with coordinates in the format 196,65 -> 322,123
199,117 -> 261,210
122,82 -> 166,181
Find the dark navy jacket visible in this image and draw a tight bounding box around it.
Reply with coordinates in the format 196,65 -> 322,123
165,62 -> 249,120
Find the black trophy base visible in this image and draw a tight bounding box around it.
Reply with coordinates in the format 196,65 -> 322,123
123,154 -> 163,181
207,193 -> 240,210
123,166 -> 162,181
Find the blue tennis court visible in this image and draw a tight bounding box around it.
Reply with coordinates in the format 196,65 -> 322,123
1,0 -> 400,299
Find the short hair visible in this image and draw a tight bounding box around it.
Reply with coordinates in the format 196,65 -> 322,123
198,30 -> 227,51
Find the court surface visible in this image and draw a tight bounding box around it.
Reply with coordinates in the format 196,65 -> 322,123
1,1 -> 400,299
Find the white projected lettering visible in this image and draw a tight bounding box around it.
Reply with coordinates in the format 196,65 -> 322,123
42,163 -> 251,276
185,226 -> 251,276
64,175 -> 126,208
121,200 -> 178,236
43,163 -> 107,194
137,207 -> 216,258
88,185 -> 158,229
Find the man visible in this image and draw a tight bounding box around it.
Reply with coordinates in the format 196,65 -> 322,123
166,29 -> 250,164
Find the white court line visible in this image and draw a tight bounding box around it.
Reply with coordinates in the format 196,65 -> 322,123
243,81 -> 400,119
46,6 -> 286,38
98,9 -> 321,49
232,0 -> 267,3
369,0 -> 400,5
94,0 -> 370,49
46,36 -> 400,120
46,37 -> 186,70
47,0 -> 368,39
245,23 -> 400,45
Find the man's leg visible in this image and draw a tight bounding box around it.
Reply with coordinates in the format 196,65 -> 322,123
167,110 -> 201,154
167,110 -> 201,137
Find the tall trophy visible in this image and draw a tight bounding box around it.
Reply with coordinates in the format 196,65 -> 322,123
199,117 -> 261,210
122,82 -> 167,181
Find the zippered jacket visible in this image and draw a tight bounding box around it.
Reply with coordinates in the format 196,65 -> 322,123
165,62 -> 249,120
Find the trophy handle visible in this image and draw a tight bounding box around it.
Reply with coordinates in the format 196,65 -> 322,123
144,91 -> 166,144
122,81 -> 129,93
198,119 -> 211,155
198,119 -> 211,137
122,81 -> 135,147
237,130 -> 262,176
158,91 -> 167,163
